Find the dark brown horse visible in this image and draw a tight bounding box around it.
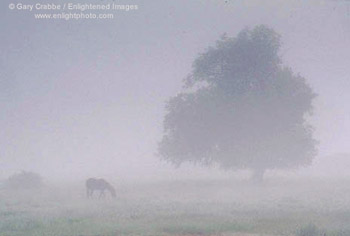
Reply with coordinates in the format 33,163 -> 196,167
86,178 -> 116,198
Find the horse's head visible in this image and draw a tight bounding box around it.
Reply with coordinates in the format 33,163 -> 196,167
108,185 -> 116,198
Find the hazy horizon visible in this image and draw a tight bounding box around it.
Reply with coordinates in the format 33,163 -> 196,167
1,0 -> 350,181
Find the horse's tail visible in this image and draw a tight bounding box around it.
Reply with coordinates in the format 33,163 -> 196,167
86,178 -> 93,198
86,178 -> 94,188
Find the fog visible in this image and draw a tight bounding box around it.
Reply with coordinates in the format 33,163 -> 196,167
1,1 -> 350,180
2,1 -> 350,235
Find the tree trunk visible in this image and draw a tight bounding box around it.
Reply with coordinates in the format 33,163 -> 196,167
251,169 -> 265,184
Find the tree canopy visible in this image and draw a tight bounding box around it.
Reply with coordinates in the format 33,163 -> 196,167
158,25 -> 317,180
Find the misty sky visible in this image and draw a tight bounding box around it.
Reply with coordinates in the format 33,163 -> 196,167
1,0 -> 349,180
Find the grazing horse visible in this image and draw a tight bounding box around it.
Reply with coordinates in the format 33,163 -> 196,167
86,178 -> 116,198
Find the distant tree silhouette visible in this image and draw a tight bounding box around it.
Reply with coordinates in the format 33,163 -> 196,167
6,171 -> 43,189
158,25 -> 317,182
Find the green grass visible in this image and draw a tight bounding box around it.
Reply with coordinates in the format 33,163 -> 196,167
1,178 -> 350,236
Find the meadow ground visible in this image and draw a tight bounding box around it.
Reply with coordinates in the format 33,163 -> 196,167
1,177 -> 350,236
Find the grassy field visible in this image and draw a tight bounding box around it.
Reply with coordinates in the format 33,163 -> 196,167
1,178 -> 350,236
